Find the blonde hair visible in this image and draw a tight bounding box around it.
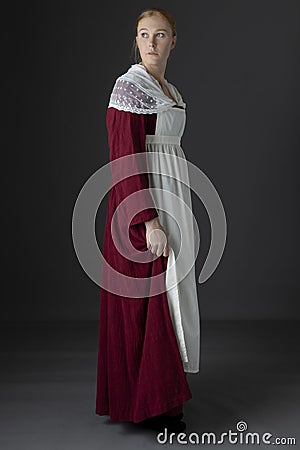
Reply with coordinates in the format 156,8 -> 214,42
132,7 -> 177,63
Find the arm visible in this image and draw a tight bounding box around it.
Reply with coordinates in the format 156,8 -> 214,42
106,107 -> 159,226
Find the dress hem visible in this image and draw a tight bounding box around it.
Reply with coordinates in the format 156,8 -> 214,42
95,390 -> 192,423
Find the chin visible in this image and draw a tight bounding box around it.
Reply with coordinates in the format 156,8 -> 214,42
144,55 -> 161,64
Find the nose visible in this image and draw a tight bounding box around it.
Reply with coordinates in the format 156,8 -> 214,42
149,35 -> 156,47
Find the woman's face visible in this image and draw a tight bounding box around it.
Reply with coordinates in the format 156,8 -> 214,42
136,13 -> 176,67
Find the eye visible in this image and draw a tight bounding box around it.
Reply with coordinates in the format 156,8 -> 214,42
140,32 -> 165,38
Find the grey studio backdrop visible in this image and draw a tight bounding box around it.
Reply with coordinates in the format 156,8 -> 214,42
4,0 -> 300,323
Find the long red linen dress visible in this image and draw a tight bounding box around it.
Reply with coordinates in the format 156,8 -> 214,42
95,107 -> 192,423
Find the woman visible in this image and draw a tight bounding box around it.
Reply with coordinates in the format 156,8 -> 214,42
95,8 -> 200,433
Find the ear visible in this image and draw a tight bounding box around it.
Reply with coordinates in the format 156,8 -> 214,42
170,35 -> 177,50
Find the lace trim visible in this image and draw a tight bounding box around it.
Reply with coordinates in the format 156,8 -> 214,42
108,77 -> 185,114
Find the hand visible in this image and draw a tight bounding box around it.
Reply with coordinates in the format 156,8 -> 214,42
144,218 -> 169,257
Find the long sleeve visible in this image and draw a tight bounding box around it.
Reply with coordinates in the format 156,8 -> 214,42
106,107 -> 159,226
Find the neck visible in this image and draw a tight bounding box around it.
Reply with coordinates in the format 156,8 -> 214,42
140,61 -> 167,88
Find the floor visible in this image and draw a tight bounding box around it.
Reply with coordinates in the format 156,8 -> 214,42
0,320 -> 299,449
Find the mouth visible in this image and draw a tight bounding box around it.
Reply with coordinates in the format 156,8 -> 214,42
148,52 -> 158,55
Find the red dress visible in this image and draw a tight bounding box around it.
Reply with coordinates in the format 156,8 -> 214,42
95,107 -> 192,423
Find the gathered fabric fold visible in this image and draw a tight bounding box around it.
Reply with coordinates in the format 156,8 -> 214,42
165,246 -> 189,364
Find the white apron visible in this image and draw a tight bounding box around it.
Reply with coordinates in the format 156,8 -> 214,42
145,106 -> 200,374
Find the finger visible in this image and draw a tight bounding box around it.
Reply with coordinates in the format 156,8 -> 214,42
151,244 -> 158,255
163,244 -> 169,257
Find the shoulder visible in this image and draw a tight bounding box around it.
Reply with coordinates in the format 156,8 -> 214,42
108,76 -> 159,115
107,64 -> 177,114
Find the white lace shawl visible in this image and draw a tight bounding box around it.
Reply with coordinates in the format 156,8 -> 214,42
108,63 -> 186,114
